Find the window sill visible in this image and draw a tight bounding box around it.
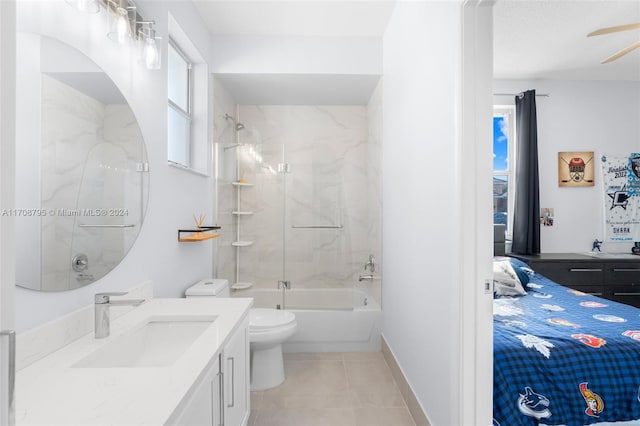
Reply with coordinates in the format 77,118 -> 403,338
168,161 -> 210,177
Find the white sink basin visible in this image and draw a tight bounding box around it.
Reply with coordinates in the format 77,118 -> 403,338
73,315 -> 216,368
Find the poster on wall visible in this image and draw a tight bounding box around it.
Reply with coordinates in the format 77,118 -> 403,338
628,153 -> 640,196
601,155 -> 640,242
558,152 -> 595,187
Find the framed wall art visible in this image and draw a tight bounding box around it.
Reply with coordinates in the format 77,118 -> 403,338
558,151 -> 595,187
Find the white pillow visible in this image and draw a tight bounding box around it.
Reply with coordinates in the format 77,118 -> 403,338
493,259 -> 527,296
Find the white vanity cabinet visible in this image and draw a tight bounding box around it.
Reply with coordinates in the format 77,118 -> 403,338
170,356 -> 222,426
169,314 -> 249,426
223,315 -> 249,426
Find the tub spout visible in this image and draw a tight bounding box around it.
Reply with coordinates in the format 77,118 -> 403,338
358,275 -> 380,282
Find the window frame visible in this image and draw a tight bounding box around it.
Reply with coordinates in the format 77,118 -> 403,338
493,105 -> 516,238
167,38 -> 193,168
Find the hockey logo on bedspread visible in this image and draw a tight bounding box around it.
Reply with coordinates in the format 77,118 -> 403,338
571,334 -> 606,348
494,259 -> 640,425
623,330 -> 640,341
518,387 -> 552,419
579,382 -> 604,418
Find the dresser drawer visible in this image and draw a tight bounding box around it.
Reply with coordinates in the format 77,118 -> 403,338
530,262 -> 604,286
607,283 -> 640,308
605,263 -> 640,284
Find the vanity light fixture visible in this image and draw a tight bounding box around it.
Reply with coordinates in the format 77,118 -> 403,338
137,21 -> 162,70
65,0 -> 161,71
106,0 -> 135,45
64,0 -> 101,13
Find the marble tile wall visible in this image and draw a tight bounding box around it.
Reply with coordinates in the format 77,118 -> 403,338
366,80 -> 383,305
215,103 -> 382,301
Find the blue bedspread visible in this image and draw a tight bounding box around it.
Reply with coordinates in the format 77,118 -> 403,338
493,259 -> 640,426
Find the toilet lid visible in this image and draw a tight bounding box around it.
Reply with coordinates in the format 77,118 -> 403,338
249,308 -> 296,329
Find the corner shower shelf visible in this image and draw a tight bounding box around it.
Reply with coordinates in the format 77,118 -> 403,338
231,241 -> 254,247
232,211 -> 254,215
178,226 -> 221,242
231,181 -> 254,187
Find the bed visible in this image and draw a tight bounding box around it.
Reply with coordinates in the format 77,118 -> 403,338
493,257 -> 640,426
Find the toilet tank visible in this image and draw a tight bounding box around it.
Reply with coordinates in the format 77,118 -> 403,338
185,278 -> 230,298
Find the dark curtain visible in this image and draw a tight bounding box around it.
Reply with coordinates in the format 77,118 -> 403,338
512,90 -> 540,254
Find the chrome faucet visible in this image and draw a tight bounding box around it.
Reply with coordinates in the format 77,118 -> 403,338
364,254 -> 376,273
358,274 -> 380,282
94,292 -> 145,339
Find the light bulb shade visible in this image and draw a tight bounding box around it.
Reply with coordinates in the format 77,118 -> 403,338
142,37 -> 161,70
107,5 -> 133,45
65,0 -> 101,13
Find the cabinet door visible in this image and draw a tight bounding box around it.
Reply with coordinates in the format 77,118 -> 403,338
224,318 -> 249,426
170,357 -> 221,426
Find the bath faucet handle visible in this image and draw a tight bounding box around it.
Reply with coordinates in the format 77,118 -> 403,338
364,254 -> 376,272
95,292 -> 127,304
278,280 -> 291,290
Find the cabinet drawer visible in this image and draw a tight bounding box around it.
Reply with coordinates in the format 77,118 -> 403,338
607,283 -> 640,308
605,263 -> 640,284
531,262 -> 604,285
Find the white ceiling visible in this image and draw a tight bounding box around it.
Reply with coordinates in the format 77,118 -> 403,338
192,0 -> 640,104
494,0 -> 640,81
192,1 -> 396,37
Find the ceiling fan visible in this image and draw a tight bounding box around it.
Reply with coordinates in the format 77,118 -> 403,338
587,22 -> 640,64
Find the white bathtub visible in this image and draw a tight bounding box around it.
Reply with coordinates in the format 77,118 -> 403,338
232,287 -> 381,352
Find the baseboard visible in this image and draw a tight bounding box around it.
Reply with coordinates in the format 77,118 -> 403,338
381,335 -> 431,426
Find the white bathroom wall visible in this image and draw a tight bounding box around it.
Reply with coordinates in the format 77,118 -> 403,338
14,0 -> 215,331
211,36 -> 381,75
0,1 -> 17,334
0,5 -> 17,423
382,2 -> 466,424
494,79 -> 640,253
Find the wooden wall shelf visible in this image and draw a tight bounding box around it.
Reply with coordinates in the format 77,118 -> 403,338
178,226 -> 221,242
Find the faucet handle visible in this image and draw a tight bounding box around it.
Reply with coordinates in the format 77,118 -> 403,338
95,292 -> 127,304
364,254 -> 376,272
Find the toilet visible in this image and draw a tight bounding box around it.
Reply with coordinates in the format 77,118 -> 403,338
185,279 -> 297,391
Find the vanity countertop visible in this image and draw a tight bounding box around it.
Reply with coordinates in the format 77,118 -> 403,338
15,297 -> 253,426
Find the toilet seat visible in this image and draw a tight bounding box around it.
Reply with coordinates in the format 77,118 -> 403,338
249,308 -> 296,330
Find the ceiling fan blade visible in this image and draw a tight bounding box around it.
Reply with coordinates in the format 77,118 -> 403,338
602,40 -> 640,64
588,22 -> 640,37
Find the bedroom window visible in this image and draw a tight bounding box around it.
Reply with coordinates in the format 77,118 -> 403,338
493,106 -> 516,237
168,39 -> 192,168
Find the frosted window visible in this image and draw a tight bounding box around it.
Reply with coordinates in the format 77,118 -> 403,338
167,40 -> 191,167
168,43 -> 189,112
168,105 -> 190,167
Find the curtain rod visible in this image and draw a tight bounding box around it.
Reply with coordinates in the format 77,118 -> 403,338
493,93 -> 550,97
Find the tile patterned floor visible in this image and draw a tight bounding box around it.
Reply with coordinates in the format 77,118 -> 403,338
248,352 -> 416,426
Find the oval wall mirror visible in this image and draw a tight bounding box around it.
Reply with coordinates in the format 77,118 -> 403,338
15,33 -> 149,291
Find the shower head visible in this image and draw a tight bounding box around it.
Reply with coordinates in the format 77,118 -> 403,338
224,113 -> 245,131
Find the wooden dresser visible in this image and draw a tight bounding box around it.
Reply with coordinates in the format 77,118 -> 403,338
508,253 -> 640,308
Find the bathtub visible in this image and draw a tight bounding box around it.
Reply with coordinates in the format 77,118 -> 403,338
232,287 -> 381,352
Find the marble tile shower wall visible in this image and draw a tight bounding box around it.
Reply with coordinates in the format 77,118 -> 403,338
216,104 -> 381,293
40,76 -> 143,290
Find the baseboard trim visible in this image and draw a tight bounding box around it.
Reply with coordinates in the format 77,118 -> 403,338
381,335 -> 431,426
